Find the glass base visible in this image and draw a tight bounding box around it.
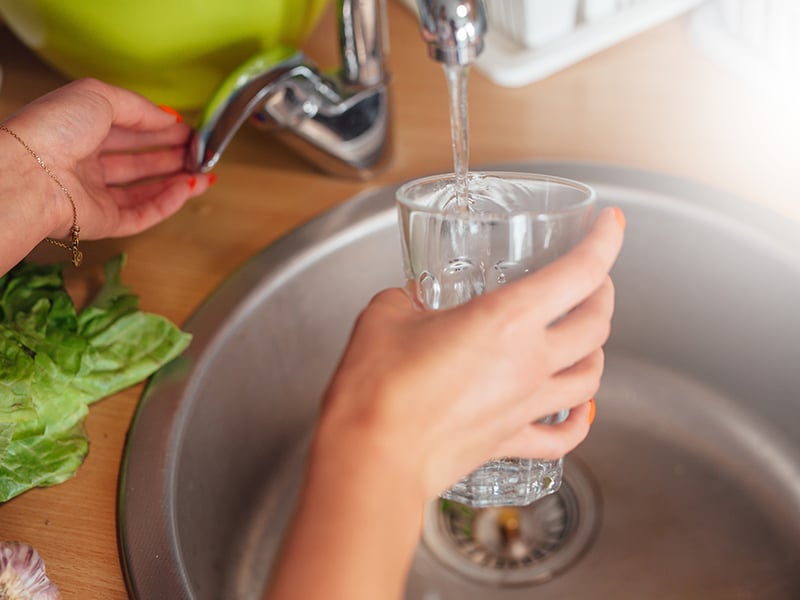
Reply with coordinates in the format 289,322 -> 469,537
441,456 -> 564,508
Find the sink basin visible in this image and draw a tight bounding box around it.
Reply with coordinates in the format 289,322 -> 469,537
118,162 -> 800,599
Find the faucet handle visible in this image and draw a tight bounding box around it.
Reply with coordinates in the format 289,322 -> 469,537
417,0 -> 488,66
187,46 -> 306,173
187,41 -> 391,178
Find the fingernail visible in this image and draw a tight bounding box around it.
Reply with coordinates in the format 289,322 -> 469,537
158,104 -> 183,123
613,207 -> 626,231
188,175 -> 197,191
588,399 -> 597,425
208,173 -> 218,186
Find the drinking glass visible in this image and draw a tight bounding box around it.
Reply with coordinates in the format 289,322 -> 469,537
396,171 -> 596,507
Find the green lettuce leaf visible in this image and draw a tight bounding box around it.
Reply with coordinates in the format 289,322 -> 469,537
0,256 -> 191,502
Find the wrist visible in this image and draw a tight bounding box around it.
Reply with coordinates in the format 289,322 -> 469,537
1,119 -> 74,240
313,412 -> 430,563
265,419 -> 428,600
309,415 -> 428,523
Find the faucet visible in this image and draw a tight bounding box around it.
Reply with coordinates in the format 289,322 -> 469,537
187,0 -> 487,179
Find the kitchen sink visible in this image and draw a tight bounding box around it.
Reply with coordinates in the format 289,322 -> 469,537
119,161 -> 800,599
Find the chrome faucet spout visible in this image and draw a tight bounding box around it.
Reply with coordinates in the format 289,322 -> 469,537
417,0 -> 488,66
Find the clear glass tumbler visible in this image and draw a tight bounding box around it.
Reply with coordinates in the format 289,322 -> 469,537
396,171 -> 596,507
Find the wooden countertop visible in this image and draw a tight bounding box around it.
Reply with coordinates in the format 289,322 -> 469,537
1,3 -> 798,598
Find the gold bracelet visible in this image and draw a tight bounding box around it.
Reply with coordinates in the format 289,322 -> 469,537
1,123 -> 83,266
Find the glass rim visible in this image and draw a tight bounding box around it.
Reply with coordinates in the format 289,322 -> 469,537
395,171 -> 596,219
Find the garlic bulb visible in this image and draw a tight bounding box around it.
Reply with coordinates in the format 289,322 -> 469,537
0,542 -> 61,600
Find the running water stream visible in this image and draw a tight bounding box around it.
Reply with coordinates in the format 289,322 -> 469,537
445,64 -> 471,208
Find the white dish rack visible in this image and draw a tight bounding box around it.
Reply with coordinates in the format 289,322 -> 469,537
397,0 -> 706,86
689,0 -> 800,97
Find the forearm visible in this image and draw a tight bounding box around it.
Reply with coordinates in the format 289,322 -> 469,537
1,121 -> 70,275
264,419 -> 427,600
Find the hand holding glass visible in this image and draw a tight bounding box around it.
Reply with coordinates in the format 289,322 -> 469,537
396,171 -> 596,507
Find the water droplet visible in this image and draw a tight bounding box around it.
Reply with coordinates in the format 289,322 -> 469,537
493,260 -> 528,285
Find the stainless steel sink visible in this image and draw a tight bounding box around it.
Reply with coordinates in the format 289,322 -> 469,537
118,162 -> 800,599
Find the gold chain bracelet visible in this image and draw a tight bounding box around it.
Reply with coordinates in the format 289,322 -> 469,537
1,123 -> 83,266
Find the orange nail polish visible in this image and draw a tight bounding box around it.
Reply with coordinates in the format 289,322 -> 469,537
208,173 -> 218,186
613,207 -> 626,231
188,176 -> 197,191
588,399 -> 597,425
158,104 -> 183,123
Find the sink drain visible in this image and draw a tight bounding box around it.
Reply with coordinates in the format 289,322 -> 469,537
421,458 -> 601,587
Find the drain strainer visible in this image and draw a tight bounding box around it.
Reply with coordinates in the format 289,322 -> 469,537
421,458 -> 601,587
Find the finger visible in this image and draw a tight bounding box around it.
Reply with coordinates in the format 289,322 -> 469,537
367,287 -> 418,314
347,288 -> 420,336
493,401 -> 593,460
519,349 -> 604,421
48,78 -> 185,134
101,123 -> 192,152
543,276 -> 615,370
104,173 -> 214,237
486,207 -> 624,326
101,146 -> 187,185
88,78 -> 186,132
499,349 -> 603,429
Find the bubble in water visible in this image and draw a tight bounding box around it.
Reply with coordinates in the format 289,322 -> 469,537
440,257 -> 484,308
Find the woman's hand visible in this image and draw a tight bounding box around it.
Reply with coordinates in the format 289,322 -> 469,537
1,78 -> 213,249
317,206 -> 625,501
266,206 -> 625,600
